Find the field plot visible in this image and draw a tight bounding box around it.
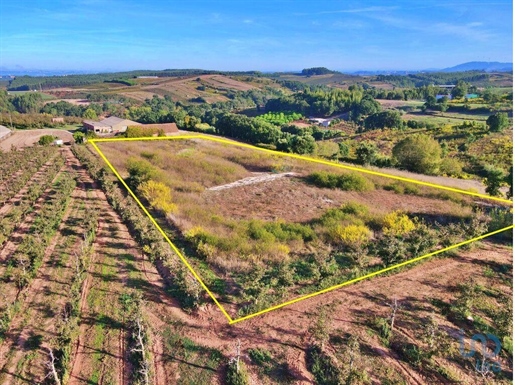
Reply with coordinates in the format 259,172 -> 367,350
94,136 -> 513,323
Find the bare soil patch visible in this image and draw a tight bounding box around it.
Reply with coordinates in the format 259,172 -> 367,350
0,129 -> 73,151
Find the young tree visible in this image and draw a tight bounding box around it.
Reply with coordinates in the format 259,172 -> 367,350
483,165 -> 506,197
38,135 -> 55,146
308,304 -> 332,349
486,112 -> 510,132
506,166 -> 513,199
392,134 -> 442,175
356,141 -> 379,165
72,131 -> 85,144
451,80 -> 469,99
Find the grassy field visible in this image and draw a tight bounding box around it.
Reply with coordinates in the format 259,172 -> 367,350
96,137 -> 510,318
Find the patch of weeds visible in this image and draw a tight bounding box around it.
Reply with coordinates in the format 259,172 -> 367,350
306,345 -> 342,385
163,325 -> 224,385
483,266 -> 495,278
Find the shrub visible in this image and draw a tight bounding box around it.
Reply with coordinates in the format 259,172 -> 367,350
307,171 -> 373,192
247,220 -> 316,243
340,202 -> 369,216
38,135 -> 55,146
126,157 -> 159,189
383,182 -> 404,194
332,224 -> 372,248
338,173 -> 374,191
372,317 -> 392,343
382,211 -> 416,236
404,184 -> 420,195
306,345 -> 343,385
375,223 -> 438,266
392,134 -> 442,175
248,348 -> 273,366
439,157 -> 463,177
226,361 -> 249,385
488,208 -> 513,241
391,338 -> 423,367
137,180 -> 176,214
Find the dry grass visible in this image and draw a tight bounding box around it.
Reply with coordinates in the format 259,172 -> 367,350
98,139 -> 480,269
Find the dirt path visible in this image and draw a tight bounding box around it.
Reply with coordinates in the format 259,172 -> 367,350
367,164 -> 488,194
67,155 -> 134,385
207,172 -> 299,191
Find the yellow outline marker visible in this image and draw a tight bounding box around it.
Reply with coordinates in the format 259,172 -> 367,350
90,135 -> 514,324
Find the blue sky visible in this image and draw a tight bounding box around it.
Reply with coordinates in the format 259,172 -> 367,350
0,0 -> 512,72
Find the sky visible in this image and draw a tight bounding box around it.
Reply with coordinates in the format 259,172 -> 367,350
0,0 -> 512,72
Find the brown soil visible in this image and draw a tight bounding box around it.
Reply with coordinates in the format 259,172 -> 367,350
67,158 -> 133,385
204,175 -> 469,223
130,240 -> 511,385
0,149 -> 82,382
0,152 -> 60,217
0,142 -> 511,384
0,129 -> 73,151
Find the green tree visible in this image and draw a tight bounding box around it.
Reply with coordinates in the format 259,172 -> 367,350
73,131 -> 85,144
126,158 -> 158,189
424,95 -> 437,110
338,142 -> 349,158
11,93 -> 43,113
356,141 -> 379,165
486,112 -> 510,132
506,166 -> 513,199
392,134 -> 442,175
363,110 -> 402,130
483,165 -> 506,197
83,108 -> 98,120
451,80 -> 469,99
290,134 -> 315,154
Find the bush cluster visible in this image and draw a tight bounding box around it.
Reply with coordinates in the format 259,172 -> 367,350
307,171 -> 374,192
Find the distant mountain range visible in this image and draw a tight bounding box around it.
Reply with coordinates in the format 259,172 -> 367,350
350,62 -> 512,75
0,61 -> 512,77
441,61 -> 513,72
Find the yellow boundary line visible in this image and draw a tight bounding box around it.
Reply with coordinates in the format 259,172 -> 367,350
89,134 -> 514,324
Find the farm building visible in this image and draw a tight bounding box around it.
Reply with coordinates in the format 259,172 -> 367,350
51,117 -> 64,123
83,116 -> 139,135
84,117 -> 179,136
309,117 -> 331,127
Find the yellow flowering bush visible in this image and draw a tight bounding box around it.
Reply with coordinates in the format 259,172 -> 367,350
333,224 -> 372,247
382,211 -> 416,236
137,179 -> 177,214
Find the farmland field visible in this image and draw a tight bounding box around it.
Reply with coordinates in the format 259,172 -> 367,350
0,139 -> 511,384
95,137 -> 512,320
